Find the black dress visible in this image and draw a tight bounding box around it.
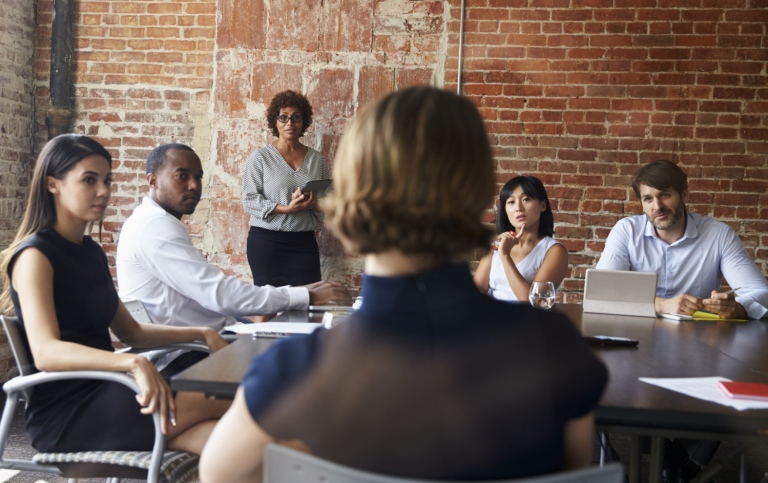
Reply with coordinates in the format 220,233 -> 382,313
8,228 -> 154,452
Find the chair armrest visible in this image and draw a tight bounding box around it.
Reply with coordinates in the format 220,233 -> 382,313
0,370 -> 166,481
3,370 -> 139,395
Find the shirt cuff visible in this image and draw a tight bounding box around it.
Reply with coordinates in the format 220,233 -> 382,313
263,201 -> 278,221
737,297 -> 768,320
286,286 -> 310,310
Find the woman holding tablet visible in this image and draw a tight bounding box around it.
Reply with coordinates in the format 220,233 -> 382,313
0,134 -> 229,454
243,90 -> 330,286
474,176 -> 568,303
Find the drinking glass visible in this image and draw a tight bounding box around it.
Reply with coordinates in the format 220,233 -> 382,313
529,281 -> 556,310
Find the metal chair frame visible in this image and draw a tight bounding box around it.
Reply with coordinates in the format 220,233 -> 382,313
0,315 -> 207,483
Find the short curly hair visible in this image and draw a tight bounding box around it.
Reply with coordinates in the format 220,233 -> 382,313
321,87 -> 495,261
266,90 -> 313,138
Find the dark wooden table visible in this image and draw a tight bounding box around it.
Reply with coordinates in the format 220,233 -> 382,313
556,304 -> 768,483
171,305 -> 768,482
170,310 -> 334,396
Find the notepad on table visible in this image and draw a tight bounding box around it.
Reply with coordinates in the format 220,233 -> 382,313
225,322 -> 321,337
719,381 -> 768,402
659,311 -> 747,322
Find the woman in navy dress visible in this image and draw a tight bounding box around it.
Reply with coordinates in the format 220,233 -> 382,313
0,135 -> 230,454
201,87 -> 607,482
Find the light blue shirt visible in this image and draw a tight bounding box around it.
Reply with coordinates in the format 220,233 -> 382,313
596,212 -> 768,319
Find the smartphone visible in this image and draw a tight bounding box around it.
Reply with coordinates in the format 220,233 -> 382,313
583,335 -> 639,347
300,179 -> 332,194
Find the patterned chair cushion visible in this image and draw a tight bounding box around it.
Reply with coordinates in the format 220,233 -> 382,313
32,449 -> 199,483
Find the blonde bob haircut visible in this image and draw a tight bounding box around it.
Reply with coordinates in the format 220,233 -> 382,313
322,86 -> 495,260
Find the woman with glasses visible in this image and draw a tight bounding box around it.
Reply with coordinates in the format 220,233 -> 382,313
242,90 -> 330,288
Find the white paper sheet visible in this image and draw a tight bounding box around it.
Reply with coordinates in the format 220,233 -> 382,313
639,376 -> 768,411
224,322 -> 321,336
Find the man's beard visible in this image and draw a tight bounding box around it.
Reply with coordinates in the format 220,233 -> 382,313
650,204 -> 684,231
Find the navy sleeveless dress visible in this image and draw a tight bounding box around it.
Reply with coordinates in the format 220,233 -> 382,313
8,228 -> 154,452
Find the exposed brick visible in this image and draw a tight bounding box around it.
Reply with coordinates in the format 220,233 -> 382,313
25,0 -> 768,310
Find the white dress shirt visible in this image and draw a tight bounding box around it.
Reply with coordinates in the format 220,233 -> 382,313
116,197 -> 310,331
596,212 -> 768,319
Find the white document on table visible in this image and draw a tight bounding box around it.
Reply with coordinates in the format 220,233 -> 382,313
225,322 -> 321,336
640,376 -> 768,411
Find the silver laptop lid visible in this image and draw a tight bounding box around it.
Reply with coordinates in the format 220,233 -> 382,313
583,269 -> 658,318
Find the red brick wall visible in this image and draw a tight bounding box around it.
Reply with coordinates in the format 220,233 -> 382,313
29,0 -> 767,300
446,0 -> 768,302
34,0 -> 217,274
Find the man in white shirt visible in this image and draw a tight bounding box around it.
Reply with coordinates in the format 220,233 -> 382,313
597,159 -> 768,320
116,144 -> 350,333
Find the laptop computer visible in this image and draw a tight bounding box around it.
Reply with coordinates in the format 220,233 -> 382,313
583,269 -> 657,318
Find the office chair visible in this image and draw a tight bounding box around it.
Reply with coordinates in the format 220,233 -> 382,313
263,443 -> 624,483
0,315 -> 201,483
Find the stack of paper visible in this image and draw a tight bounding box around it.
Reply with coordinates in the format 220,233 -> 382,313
640,377 -> 768,411
225,322 -> 321,337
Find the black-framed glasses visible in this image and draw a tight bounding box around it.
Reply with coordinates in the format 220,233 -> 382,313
277,113 -> 303,124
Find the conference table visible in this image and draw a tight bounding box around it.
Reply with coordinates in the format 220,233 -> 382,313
171,305 -> 768,483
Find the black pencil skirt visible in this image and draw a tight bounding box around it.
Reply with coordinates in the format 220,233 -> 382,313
247,226 -> 322,287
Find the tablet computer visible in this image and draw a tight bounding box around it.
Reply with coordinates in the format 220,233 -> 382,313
300,179 -> 332,195
583,269 -> 657,318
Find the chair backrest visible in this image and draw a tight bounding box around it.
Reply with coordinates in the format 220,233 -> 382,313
1,315 -> 37,377
263,444 -> 624,483
122,299 -> 153,323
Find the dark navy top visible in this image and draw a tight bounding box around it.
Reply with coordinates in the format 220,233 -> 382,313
242,263 -> 608,480
8,228 -> 154,452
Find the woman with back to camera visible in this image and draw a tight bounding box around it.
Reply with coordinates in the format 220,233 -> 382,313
474,175 -> 568,303
0,134 -> 230,454
243,90 -> 330,287
200,87 -> 607,482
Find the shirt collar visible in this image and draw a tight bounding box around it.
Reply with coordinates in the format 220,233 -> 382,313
355,263 -> 479,328
642,211 -> 698,244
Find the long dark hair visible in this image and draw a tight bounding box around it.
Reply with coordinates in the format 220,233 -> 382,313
0,134 -> 112,314
495,175 -> 554,238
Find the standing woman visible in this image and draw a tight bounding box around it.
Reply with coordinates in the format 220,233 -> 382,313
243,90 -> 330,287
0,134 -> 229,454
474,176 -> 568,303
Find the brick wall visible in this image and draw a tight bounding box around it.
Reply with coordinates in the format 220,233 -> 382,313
34,0 -> 217,273
1,2 -> 35,248
212,0 -> 445,286
0,0 -> 35,380
29,0 -> 767,301
446,0 -> 768,302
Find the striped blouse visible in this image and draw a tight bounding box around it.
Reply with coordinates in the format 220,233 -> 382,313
242,144 -> 331,232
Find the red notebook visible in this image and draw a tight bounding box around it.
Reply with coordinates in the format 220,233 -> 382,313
719,381 -> 768,402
